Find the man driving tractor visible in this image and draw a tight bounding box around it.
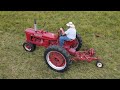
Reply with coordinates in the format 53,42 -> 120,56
59,22 -> 77,47
23,20 -> 103,72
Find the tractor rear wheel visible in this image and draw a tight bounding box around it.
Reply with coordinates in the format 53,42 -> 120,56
44,45 -> 71,72
23,42 -> 36,52
73,34 -> 82,51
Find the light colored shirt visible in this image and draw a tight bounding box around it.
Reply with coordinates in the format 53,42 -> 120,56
65,27 -> 76,40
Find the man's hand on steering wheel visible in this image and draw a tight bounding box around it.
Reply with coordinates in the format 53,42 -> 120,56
59,28 -> 66,36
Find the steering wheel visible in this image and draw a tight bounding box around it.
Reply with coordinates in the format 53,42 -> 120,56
58,29 -> 62,37
58,27 -> 66,37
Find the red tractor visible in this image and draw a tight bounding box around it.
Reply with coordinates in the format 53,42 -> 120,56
23,19 -> 103,72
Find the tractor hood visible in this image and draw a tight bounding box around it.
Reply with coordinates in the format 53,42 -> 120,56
42,31 -> 58,40
25,28 -> 58,40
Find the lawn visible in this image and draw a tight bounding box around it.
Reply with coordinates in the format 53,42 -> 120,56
0,11 -> 120,79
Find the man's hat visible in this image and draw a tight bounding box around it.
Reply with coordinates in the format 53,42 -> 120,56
66,22 -> 75,28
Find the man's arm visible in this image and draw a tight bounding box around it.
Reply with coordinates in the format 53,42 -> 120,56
60,28 -> 66,35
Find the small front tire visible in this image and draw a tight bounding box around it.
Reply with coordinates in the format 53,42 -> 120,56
23,42 -> 36,52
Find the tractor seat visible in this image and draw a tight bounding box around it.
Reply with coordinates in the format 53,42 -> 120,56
67,39 -> 75,42
64,39 -> 76,49
65,39 -> 76,46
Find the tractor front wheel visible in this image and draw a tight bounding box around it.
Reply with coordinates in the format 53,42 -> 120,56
23,42 -> 36,52
44,45 -> 71,72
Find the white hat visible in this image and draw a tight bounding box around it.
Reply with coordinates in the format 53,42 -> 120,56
66,22 -> 75,28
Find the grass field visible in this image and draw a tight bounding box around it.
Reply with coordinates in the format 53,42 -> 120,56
0,11 -> 120,79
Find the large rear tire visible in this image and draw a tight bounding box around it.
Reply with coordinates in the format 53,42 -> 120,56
73,34 -> 82,51
44,45 -> 71,72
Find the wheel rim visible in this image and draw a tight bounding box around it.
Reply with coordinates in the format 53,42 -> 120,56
24,44 -> 31,51
46,51 -> 66,70
72,39 -> 79,49
97,62 -> 103,68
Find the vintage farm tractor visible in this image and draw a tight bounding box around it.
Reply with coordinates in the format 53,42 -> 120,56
23,19 -> 103,72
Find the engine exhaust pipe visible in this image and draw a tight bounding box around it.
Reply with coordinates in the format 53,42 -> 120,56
34,19 -> 37,32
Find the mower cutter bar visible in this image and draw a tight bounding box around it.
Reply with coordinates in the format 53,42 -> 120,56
71,48 -> 100,62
